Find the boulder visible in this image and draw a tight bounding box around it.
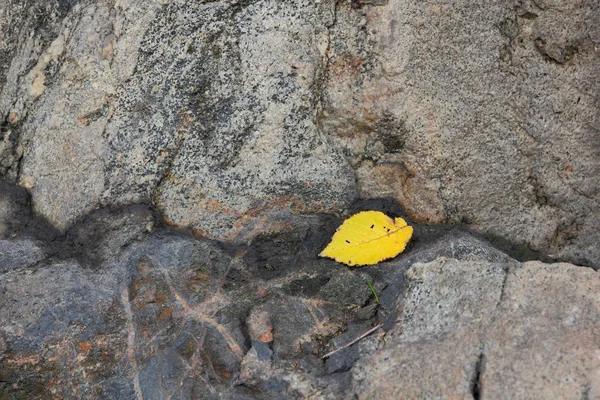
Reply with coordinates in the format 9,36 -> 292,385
353,258 -> 600,399
322,0 -> 600,266
1,0 -> 598,265
1,206 -> 598,399
0,0 -> 356,239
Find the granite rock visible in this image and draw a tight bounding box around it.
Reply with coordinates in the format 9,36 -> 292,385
352,257 -> 600,400
1,0 -> 600,397
1,0 -> 598,266
1,0 -> 356,239
322,0 -> 600,266
1,204 -> 599,399
482,261 -> 600,399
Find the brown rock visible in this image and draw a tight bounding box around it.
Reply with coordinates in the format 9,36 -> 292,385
247,308 -> 274,344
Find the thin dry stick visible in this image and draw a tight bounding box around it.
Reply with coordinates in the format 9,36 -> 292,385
321,323 -> 384,359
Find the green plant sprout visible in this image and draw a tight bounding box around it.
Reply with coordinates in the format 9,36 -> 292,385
365,278 -> 380,304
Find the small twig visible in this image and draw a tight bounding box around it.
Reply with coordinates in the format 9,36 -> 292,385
321,323 -> 384,359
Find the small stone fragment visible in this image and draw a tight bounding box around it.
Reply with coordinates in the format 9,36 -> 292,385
247,309 -> 274,344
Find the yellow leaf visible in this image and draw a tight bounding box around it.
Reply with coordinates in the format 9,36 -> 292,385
319,211 -> 413,267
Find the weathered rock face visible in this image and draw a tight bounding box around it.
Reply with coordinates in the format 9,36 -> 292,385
1,0 -> 598,265
353,259 -> 600,400
322,0 -> 600,266
113,0 -> 357,239
1,0 -> 599,396
483,261 -> 600,399
1,190 -> 598,399
1,0 -> 356,239
0,190 -> 370,398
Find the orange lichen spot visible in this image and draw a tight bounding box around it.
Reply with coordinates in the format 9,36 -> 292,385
77,115 -> 90,126
178,112 -> 195,129
78,341 -> 92,352
350,58 -> 364,68
248,309 -> 273,343
257,331 -> 274,343
220,370 -> 232,379
328,55 -> 366,78
235,248 -> 248,257
192,227 -> 208,237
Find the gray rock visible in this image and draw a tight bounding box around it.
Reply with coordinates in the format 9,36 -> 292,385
0,239 -> 45,272
322,0 -> 600,266
392,257 -> 507,341
376,226 -> 518,312
1,0 -> 598,267
0,0 -> 72,181
149,0 -> 357,239
317,269 -> 373,307
0,219 -> 376,398
1,210 -> 599,399
0,232 -> 249,398
0,260 -> 129,398
352,257 -> 600,399
482,261 -> 600,399
353,334 -> 484,399
2,0 -> 356,239
353,257 -> 507,399
324,321 -> 374,374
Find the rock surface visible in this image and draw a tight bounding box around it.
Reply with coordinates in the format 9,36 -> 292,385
353,259 -> 600,400
1,0 -> 598,265
1,187 -> 598,399
1,0 -> 356,240
1,0 -> 599,397
0,179 -> 31,237
322,0 -> 600,266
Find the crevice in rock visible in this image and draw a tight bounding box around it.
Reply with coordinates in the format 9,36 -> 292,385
582,383 -> 590,400
314,0 -> 340,128
482,233 -> 557,264
0,175 -> 593,272
0,115 -> 25,182
497,265 -> 511,307
485,226 -> 598,270
470,351 -> 485,400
